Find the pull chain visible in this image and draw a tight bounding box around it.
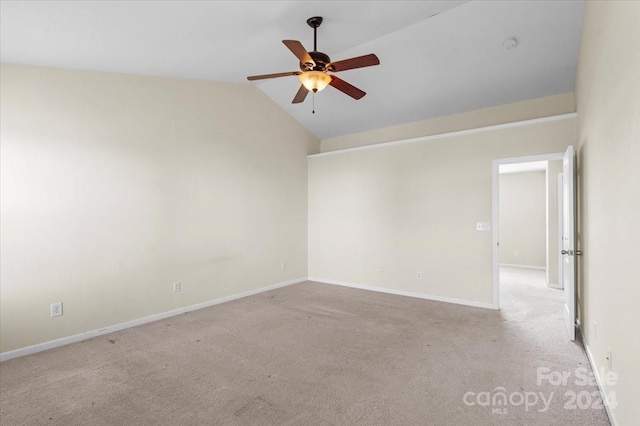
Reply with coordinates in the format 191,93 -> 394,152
312,92 -> 315,114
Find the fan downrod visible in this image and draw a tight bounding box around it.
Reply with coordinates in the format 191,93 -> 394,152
300,16 -> 330,71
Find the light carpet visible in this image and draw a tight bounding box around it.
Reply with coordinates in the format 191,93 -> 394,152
0,268 -> 610,425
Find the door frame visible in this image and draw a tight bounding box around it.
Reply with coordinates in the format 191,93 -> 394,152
492,152 -> 565,309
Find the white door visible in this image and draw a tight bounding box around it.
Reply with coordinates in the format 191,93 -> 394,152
562,146 -> 576,341
557,173 -> 564,290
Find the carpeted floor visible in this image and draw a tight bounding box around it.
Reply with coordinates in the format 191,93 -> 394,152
0,268 -> 610,425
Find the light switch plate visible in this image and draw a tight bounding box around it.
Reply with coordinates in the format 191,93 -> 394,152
476,222 -> 491,231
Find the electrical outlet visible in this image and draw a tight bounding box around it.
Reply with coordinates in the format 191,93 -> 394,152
514,251 -> 519,257
51,302 -> 63,317
173,282 -> 181,293
606,347 -> 612,370
416,272 -> 422,279
281,263 -> 286,272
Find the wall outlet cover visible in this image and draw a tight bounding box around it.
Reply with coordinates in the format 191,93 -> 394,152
51,302 -> 63,317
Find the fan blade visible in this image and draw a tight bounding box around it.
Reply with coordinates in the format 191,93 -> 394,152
247,71 -> 301,81
292,85 -> 309,104
329,54 -> 380,72
329,76 -> 366,100
282,40 -> 315,66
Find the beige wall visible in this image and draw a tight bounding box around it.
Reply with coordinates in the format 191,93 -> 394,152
499,172 -> 546,267
0,63 -> 320,353
546,160 -> 563,286
321,93 -> 575,153
574,1 -> 640,425
309,116 -> 575,306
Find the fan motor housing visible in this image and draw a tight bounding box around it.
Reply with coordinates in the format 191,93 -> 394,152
301,51 -> 331,72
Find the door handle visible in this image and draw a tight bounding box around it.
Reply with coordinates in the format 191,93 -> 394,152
561,250 -> 569,255
561,250 -> 583,256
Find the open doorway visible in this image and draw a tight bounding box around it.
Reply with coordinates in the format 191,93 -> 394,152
498,159 -> 563,287
492,148 -> 577,341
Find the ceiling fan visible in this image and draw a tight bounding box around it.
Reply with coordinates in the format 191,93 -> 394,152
247,16 -> 380,105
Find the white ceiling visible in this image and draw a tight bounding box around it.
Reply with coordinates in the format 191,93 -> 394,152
0,1 -> 584,140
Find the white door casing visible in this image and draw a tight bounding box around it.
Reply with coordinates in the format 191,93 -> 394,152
492,151 -> 565,310
562,146 -> 576,341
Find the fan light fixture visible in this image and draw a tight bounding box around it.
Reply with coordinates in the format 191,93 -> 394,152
299,71 -> 331,93
246,16 -> 380,105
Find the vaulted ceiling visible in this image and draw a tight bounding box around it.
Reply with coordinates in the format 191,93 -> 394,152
0,1 -> 584,139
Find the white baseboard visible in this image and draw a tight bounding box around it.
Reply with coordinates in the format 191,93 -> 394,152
500,263 -> 546,271
577,321 -> 617,426
547,282 -> 563,289
308,278 -> 496,310
0,277 -> 307,363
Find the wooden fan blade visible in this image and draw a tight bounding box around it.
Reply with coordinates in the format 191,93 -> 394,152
247,71 -> 301,81
282,40 -> 315,66
329,75 -> 366,100
292,85 -> 309,104
329,54 -> 380,72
